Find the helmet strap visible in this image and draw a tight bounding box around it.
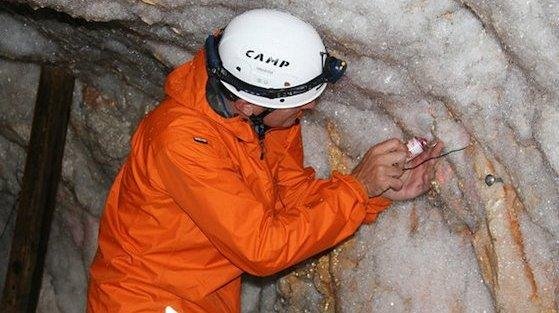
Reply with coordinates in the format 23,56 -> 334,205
206,78 -> 236,118
248,108 -> 275,140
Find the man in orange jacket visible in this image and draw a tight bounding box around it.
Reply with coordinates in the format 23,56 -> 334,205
87,9 -> 443,313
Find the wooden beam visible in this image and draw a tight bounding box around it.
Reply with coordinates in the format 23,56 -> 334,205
1,65 -> 74,313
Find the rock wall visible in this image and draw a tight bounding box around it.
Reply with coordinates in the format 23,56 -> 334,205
0,1 -> 557,312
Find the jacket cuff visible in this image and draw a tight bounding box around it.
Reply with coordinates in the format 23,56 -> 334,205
331,171 -> 369,204
367,196 -> 392,210
332,172 -> 393,225
363,196 -> 392,224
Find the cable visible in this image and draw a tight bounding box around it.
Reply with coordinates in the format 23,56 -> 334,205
403,145 -> 471,171
371,144 -> 471,198
371,187 -> 391,198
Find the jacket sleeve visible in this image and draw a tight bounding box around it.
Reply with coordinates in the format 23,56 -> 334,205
151,126 -> 370,277
272,127 -> 392,226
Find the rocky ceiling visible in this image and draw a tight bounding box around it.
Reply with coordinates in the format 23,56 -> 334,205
0,0 -> 558,312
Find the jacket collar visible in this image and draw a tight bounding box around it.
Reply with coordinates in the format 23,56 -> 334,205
164,50 -> 257,143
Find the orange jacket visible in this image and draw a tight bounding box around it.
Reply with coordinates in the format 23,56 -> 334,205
87,50 -> 391,312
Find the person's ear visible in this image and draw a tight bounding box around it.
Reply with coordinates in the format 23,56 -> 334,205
232,99 -> 260,116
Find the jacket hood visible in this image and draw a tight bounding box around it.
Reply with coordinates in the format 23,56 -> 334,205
164,50 -> 256,142
164,50 -> 208,109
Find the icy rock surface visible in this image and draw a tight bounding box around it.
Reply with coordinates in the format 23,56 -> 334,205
1,0 -> 558,312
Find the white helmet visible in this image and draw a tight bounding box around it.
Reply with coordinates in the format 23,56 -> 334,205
206,9 -> 346,109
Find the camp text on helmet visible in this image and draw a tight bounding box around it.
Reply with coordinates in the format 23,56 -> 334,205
245,50 -> 290,68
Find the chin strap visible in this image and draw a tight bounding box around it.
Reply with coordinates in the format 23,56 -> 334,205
248,108 -> 275,140
248,108 -> 275,159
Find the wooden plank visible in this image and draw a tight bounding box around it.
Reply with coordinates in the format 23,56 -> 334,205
1,65 -> 74,313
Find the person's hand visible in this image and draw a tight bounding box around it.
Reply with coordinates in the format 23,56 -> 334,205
383,140 -> 444,201
351,138 -> 408,197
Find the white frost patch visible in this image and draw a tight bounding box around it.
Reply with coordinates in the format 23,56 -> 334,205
535,103 -> 559,175
145,40 -> 193,68
0,12 -> 57,60
353,200 -> 495,312
301,115 -> 332,178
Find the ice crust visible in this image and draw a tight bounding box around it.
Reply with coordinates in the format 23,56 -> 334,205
0,0 -> 558,312
340,200 -> 495,313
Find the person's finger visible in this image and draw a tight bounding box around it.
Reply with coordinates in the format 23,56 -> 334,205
424,139 -> 440,148
371,138 -> 407,155
407,139 -> 445,167
377,151 -> 408,166
429,140 -> 445,158
386,177 -> 404,191
408,149 -> 430,167
422,143 -> 445,167
384,165 -> 404,178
